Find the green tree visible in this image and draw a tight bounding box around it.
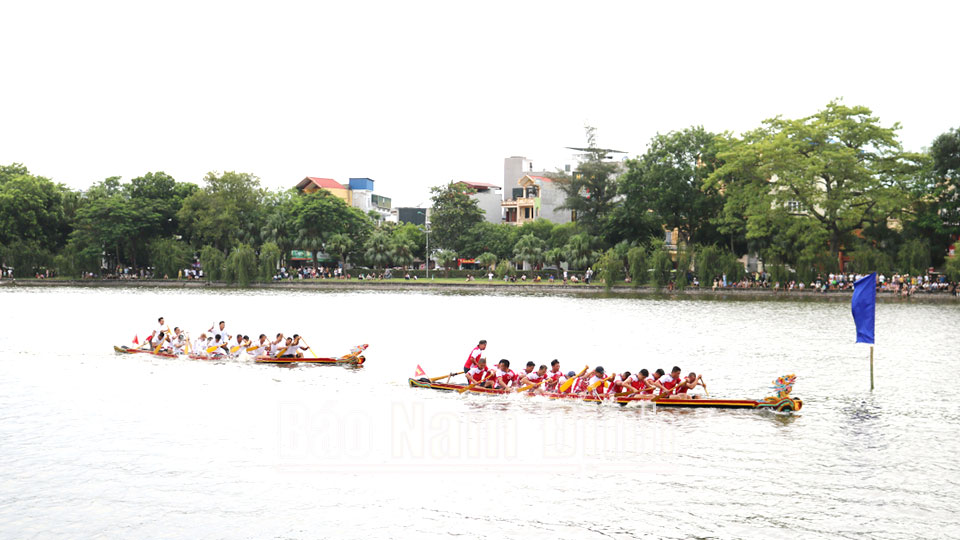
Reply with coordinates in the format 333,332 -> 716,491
435,250 -> 458,277
199,245 -> 225,282
494,259 -> 515,279
944,255 -> 960,282
223,243 -> 257,286
707,100 -> 920,262
53,237 -> 101,278
326,233 -> 354,266
675,248 -> 692,290
0,166 -> 68,252
897,238 -> 931,275
476,252 -> 498,271
460,222 -> 518,260
596,248 -> 623,291
149,238 -> 193,279
390,236 -> 415,269
364,230 -> 393,270
429,182 -> 484,251
847,244 -> 894,275
650,248 -> 673,289
513,233 -> 546,268
558,126 -> 621,236
2,238 -> 51,277
627,245 -> 648,287
695,245 -> 725,284
544,247 -> 565,271
619,127 -> 725,245
564,233 -> 595,270
177,171 -> 266,251
258,242 -> 282,280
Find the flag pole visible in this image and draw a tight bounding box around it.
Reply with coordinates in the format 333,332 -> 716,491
870,345 -> 874,391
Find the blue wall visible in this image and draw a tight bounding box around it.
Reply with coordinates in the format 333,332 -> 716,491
349,178 -> 375,191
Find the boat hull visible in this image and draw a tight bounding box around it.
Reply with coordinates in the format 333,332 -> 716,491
114,345 -> 178,359
255,356 -> 365,365
407,378 -> 802,411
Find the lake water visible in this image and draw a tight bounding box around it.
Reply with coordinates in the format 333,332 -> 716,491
0,287 -> 958,539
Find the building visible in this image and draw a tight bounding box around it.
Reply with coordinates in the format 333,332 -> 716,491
296,177 -> 351,203
501,174 -> 573,225
459,181 -> 502,224
397,207 -> 428,226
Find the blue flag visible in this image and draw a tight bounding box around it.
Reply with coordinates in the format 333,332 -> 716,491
851,272 -> 876,344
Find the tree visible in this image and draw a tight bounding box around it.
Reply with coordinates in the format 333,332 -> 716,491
429,182 -> 484,251
564,233 -> 595,270
650,248 -> 673,289
289,190 -> 363,269
460,222 -> 518,260
435,250 -> 459,277
149,238 -> 193,279
392,223 -> 426,261
364,230 -> 392,270
261,191 -> 296,263
259,242 -> 282,281
513,233 -> 546,268
619,127 -> 725,245
199,245 -> 225,282
544,247 -> 565,271
596,249 -> 623,290
177,171 -> 266,251
223,243 -> 257,286
325,233 -> 354,266
944,255 -> 960,282
897,238 -> 930,275
558,126 -> 621,236
627,246 -> 648,287
476,252 -> 498,271
0,166 -> 69,253
390,236 -> 415,269
706,101 -> 919,264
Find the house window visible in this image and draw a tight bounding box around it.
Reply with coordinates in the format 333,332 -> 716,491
664,230 -> 673,244
787,200 -> 804,213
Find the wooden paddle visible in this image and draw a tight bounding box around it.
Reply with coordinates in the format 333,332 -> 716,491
152,327 -> 170,354
699,375 -> 709,396
585,373 -> 611,393
515,378 -> 546,393
429,370 -> 465,382
558,366 -> 589,393
299,338 -> 317,358
458,372 -> 493,394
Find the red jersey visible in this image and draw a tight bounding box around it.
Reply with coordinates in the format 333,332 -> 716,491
661,374 -> 680,391
675,378 -> 691,394
494,368 -> 516,388
605,374 -> 624,394
464,347 -> 483,370
467,366 -> 488,383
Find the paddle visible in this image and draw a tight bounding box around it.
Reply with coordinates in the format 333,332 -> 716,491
558,366 -> 589,393
458,372 -> 493,394
585,373 -> 611,393
430,370 -> 465,382
699,375 -> 709,396
515,377 -> 548,393
299,338 -> 317,358
152,327 -> 171,354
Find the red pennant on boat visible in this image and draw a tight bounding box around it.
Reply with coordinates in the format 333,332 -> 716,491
414,365 -> 425,377
132,335 -> 139,345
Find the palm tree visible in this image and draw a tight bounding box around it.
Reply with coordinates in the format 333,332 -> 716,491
435,250 -> 458,277
564,233 -> 594,270
326,233 -> 353,266
391,238 -> 415,269
295,227 -> 324,270
544,247 -> 565,272
476,252 -> 498,272
364,230 -> 392,271
513,233 -> 546,269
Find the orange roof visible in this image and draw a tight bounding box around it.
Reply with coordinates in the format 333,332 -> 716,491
527,175 -> 553,183
297,177 -> 346,191
459,181 -> 500,190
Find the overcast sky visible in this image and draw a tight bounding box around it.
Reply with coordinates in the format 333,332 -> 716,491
1,0 -> 956,207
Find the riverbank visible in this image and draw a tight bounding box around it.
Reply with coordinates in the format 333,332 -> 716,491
3,277 -> 958,303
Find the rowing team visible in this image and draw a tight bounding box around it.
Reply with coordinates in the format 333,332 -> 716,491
463,342 -> 706,399
139,317 -> 312,359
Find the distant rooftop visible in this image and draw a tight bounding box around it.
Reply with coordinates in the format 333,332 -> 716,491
297,177 -> 346,191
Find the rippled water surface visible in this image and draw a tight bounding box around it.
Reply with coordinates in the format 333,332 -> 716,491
0,287 -> 958,539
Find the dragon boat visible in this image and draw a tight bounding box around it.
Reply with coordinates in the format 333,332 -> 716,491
254,344 -> 367,365
408,374 -> 802,412
113,345 -> 178,359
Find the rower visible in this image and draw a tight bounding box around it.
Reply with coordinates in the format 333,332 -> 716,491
144,317 -> 166,349
249,334 -> 269,356
162,327 -> 183,353
291,334 -> 309,358
172,334 -> 187,355
464,340 -> 487,379
582,366 -> 608,396
558,370 -> 586,394
659,366 -> 683,395
269,333 -> 284,357
484,359 -> 515,390
279,337 -> 298,358
211,334 -> 228,356
606,371 -> 630,396
671,372 -> 704,399
517,361 -> 536,383
231,335 -> 248,357
644,369 -> 668,395
544,359 -> 563,392
209,321 -> 231,342
518,363 -> 546,391
623,369 -> 649,394
466,357 -> 489,385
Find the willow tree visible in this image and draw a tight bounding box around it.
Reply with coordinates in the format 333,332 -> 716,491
258,242 -> 282,280
223,243 -> 257,286
199,245 -> 225,281
706,100 -> 920,265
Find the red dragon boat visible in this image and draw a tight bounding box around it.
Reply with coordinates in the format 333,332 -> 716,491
254,344 -> 367,365
113,345 -> 178,359
408,374 -> 802,412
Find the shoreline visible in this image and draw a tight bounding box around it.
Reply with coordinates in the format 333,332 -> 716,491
3,278 -> 958,303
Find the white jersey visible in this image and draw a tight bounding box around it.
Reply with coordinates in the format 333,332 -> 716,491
660,374 -> 676,386
587,375 -> 606,393
251,341 -> 268,357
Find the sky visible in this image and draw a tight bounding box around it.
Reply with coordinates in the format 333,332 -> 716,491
1,0 -> 957,207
